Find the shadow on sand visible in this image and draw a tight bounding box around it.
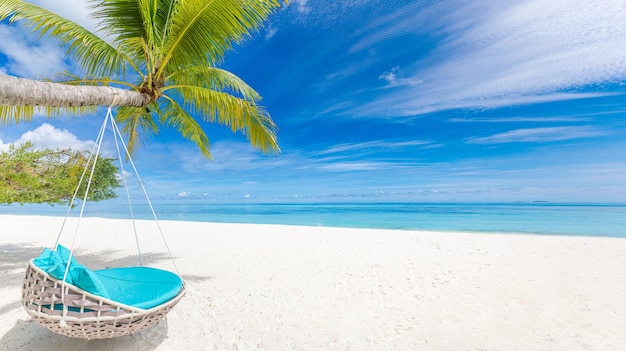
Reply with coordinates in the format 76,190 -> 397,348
0,317 -> 170,351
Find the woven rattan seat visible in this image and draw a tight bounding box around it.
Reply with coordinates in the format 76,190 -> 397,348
23,260 -> 185,339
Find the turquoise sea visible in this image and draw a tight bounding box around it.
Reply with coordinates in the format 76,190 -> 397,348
2,202 -> 625,238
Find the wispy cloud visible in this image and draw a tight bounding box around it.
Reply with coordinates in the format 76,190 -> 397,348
449,116 -> 591,123
347,0 -> 443,54
348,0 -> 626,116
467,126 -> 608,144
290,0 -> 311,14
265,24 -> 279,40
317,140 -> 433,155
314,161 -> 388,171
141,140 -> 288,175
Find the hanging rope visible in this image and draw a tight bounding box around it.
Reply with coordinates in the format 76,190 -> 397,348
53,115 -> 109,249
54,106 -> 185,327
108,112 -> 183,282
59,109 -> 110,326
110,109 -> 143,265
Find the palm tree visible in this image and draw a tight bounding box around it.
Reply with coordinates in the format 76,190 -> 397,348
0,0 -> 286,157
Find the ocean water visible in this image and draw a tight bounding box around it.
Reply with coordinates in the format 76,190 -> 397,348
2,202 -> 625,238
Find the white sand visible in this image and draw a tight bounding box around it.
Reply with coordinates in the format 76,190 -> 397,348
1,215 -> 625,350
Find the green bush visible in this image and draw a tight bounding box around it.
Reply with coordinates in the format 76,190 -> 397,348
0,142 -> 121,205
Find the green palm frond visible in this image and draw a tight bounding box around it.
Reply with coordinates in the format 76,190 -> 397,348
0,0 -> 132,78
0,106 -> 35,123
160,95 -> 211,157
0,105 -> 97,124
167,66 -> 262,101
114,105 -> 158,154
154,0 -> 180,48
55,71 -> 138,90
158,0 -> 282,76
39,106 -> 98,118
88,0 -> 145,44
170,85 -> 279,154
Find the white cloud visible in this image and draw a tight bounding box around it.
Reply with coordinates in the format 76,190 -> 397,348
265,25 -> 279,41
378,67 -> 421,88
378,69 -> 398,84
467,126 -> 608,144
0,25 -> 69,78
0,123 -> 95,151
0,1 -> 108,78
352,0 -> 626,116
291,0 -> 311,14
117,170 -> 133,181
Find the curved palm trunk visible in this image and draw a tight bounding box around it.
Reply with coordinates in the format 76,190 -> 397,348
0,75 -> 150,107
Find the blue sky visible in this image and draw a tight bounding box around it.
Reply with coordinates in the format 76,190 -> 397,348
1,0 -> 626,203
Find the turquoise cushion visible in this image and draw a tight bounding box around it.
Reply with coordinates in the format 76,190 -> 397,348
33,245 -> 110,299
32,246 -> 182,309
93,267 -> 183,309
33,247 -> 70,282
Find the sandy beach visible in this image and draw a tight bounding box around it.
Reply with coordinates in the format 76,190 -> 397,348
1,214 -> 625,350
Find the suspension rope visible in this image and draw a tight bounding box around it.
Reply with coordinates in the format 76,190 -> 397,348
110,109 -> 143,265
109,114 -> 183,281
60,109 -> 110,326
53,116 -> 108,249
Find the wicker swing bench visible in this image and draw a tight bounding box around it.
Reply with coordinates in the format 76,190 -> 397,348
21,108 -> 184,339
23,246 -> 184,339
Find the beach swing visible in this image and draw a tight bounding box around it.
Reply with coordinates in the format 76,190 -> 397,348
21,107 -> 185,339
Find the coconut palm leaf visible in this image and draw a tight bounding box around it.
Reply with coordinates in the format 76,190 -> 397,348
159,95 -> 211,157
168,66 -> 262,102
168,85 -> 279,154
